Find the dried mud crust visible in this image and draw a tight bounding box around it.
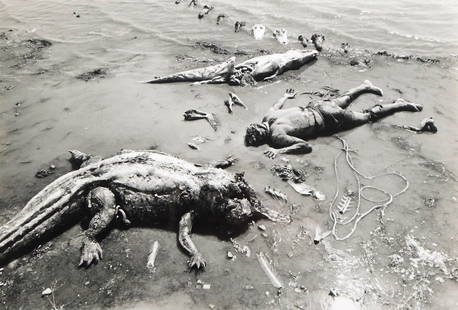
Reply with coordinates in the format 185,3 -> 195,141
0,30 -> 52,69
76,68 -> 108,81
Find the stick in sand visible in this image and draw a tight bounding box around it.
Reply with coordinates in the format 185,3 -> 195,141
256,252 -> 282,288
147,241 -> 160,272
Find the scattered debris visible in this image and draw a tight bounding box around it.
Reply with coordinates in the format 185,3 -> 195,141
340,42 -> 350,54
192,136 -> 208,144
14,101 -> 22,117
419,159 -> 456,183
273,29 -> 288,45
225,92 -> 247,113
374,50 -> 440,64
271,164 -> 306,182
251,24 -> 266,40
422,195 -> 438,208
196,279 -> 212,290
264,186 -> 288,202
388,253 -> 404,267
406,235 -> 448,274
297,35 -> 310,48
227,251 -> 235,260
41,288 -> 52,297
256,252 -> 283,288
183,109 -> 219,131
234,21 -> 246,33
76,68 -> 107,81
24,39 -> 52,49
329,137 -> 408,240
35,168 -> 54,178
287,180 -> 325,201
195,41 -> 230,55
231,238 -> 251,257
198,5 -> 214,19
216,14 -> 226,25
311,33 -> 325,51
213,155 -> 237,169
328,288 -> 339,297
336,194 -> 352,214
313,226 -> 331,244
187,142 -> 200,150
146,241 -> 160,272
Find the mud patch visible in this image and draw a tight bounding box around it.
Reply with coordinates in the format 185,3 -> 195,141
360,227 -> 458,309
374,50 -> 441,64
76,68 -> 108,81
195,41 -> 230,55
0,32 -> 52,69
390,136 -> 421,153
419,160 -> 456,183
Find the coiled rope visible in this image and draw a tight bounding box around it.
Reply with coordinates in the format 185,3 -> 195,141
329,136 -> 409,240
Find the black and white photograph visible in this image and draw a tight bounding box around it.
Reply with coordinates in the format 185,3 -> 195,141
0,0 -> 457,309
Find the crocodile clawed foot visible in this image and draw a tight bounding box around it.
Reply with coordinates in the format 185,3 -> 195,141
188,254 -> 207,270
79,239 -> 103,268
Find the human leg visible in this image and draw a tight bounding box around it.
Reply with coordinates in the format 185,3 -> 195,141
332,80 -> 383,109
338,98 -> 423,130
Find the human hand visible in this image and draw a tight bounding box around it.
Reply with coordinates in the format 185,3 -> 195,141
264,148 -> 278,159
284,88 -> 297,99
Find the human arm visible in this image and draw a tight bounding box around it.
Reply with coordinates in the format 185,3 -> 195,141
264,132 -> 312,159
269,88 -> 297,112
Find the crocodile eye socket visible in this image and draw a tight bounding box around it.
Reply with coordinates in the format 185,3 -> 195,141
226,198 -> 239,210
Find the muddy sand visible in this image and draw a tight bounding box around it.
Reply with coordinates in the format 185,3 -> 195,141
1,2 -> 458,310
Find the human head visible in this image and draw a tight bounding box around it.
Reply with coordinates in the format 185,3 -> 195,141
245,122 -> 269,146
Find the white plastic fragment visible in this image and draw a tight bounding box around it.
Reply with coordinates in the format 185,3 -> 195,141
41,288 -> 52,297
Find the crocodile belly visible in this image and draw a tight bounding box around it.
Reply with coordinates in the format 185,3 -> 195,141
114,187 -> 183,225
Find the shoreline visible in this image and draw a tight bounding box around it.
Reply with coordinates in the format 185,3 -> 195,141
1,1 -> 457,309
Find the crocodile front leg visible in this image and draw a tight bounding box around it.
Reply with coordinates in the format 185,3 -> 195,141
79,187 -> 117,267
178,211 -> 206,270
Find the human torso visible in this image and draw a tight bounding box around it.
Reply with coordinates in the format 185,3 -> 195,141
263,106 -> 325,139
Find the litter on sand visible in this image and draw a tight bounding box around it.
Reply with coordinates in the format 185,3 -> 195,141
146,241 -> 160,272
287,180 -> 325,201
256,252 -> 283,289
264,186 -> 288,202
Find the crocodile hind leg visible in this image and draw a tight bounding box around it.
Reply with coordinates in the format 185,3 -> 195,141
79,187 -> 117,267
178,211 -> 206,270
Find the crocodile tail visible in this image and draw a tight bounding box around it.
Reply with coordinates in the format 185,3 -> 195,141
141,56 -> 235,83
0,169 -> 102,264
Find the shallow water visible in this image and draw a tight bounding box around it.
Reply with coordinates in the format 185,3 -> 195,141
0,0 -> 457,309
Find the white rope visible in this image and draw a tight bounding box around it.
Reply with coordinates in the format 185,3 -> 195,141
329,136 -> 409,241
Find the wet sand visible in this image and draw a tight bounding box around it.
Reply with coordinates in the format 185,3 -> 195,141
1,1 -> 458,309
